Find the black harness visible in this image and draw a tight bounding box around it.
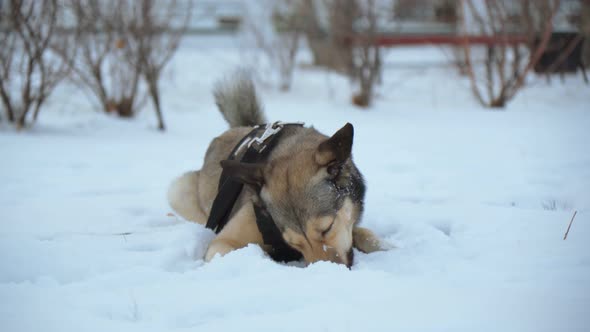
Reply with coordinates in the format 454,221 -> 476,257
205,122 -> 304,262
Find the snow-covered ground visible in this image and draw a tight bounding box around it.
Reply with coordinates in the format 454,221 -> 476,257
1,35 -> 589,331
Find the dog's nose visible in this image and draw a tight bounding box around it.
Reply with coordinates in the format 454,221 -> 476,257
345,248 -> 354,269
302,246 -> 353,268
326,247 -> 354,268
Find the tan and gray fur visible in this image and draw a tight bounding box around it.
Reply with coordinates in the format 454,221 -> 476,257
168,73 -> 385,267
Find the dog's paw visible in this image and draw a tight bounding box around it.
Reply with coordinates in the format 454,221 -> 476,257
353,227 -> 394,253
204,240 -> 237,262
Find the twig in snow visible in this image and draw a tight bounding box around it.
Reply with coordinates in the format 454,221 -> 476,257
563,210 -> 577,240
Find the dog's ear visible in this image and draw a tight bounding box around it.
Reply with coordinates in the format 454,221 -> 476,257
220,160 -> 264,187
315,123 -> 354,166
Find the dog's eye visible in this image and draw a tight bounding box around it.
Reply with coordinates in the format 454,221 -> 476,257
321,221 -> 334,237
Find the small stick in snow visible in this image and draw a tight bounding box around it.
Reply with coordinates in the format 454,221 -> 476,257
563,211 -> 577,240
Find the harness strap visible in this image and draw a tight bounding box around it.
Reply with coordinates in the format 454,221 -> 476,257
205,127 -> 260,233
253,202 -> 303,262
205,122 -> 304,262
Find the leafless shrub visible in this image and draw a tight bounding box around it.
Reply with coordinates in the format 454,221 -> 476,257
298,0 -> 330,68
63,0 -> 143,119
299,0 -> 358,74
63,0 -> 189,130
326,0 -> 358,76
350,0 -> 382,107
458,0 -> 560,108
447,46 -> 470,75
123,0 -> 191,130
298,0 -> 385,107
241,0 -> 302,91
0,0 -> 74,129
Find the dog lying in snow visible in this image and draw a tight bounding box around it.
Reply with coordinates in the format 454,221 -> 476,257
167,74 -> 386,267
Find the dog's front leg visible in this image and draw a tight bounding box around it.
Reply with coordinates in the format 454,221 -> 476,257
204,203 -> 265,262
353,227 -> 391,253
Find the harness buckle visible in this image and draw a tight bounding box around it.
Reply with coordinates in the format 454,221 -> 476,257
248,122 -> 283,152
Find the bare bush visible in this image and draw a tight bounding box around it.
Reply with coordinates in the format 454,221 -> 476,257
326,0 -> 358,76
123,0 -> 191,130
64,0 -> 189,130
350,0 -> 382,107
459,0 -> 560,108
298,0 -> 331,68
0,0 -> 74,129
299,0 -> 357,74
63,0 -> 143,118
298,0 -> 385,107
241,0 -> 302,91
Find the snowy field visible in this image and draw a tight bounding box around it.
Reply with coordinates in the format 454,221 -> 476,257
1,35 -> 589,331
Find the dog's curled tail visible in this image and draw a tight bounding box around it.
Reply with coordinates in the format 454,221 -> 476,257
214,71 -> 266,128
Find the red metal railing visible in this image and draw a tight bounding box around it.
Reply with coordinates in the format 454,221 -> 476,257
368,35 -> 528,46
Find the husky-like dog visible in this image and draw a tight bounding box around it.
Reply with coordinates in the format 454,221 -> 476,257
168,74 -> 385,267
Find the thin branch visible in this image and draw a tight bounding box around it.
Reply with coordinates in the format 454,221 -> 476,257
563,210 -> 578,240
459,0 -> 486,106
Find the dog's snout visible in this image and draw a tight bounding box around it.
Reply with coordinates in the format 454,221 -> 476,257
346,248 -> 354,268
301,245 -> 354,268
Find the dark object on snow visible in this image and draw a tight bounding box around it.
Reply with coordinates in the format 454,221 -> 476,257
534,32 -> 588,83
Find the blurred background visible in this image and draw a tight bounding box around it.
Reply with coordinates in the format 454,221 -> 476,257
0,0 -> 587,130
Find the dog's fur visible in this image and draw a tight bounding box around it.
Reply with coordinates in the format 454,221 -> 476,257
168,74 -> 385,267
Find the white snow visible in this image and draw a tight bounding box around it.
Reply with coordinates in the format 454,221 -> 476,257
1,35 -> 589,332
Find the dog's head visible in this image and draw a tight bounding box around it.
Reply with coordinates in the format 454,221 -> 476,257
221,123 -> 365,267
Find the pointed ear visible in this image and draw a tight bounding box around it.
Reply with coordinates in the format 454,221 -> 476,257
220,160 -> 264,187
315,123 -> 354,166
